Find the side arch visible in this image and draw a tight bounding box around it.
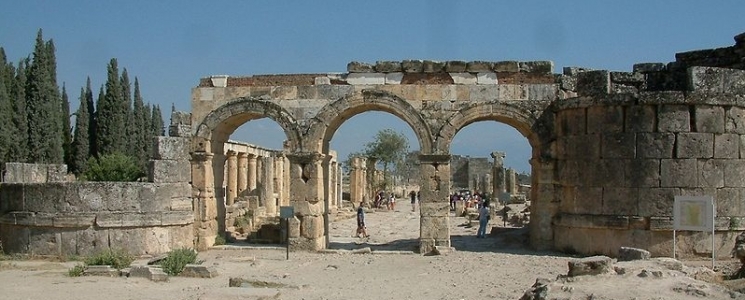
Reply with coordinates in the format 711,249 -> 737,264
305,89 -> 435,155
193,97 -> 303,152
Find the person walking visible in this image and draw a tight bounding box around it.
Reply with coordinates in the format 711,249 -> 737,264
356,206 -> 369,238
477,201 -> 490,238
409,190 -> 417,212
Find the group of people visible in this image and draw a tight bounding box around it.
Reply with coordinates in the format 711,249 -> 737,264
449,190 -> 489,211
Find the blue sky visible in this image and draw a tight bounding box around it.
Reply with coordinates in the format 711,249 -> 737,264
1,1 -> 743,173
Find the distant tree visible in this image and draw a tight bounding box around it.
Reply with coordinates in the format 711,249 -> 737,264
0,69 -> 12,166
362,129 -> 410,190
95,58 -> 126,156
25,29 -> 63,163
9,58 -> 28,162
61,84 -> 72,166
131,78 -> 149,170
151,104 -> 164,136
70,86 -> 90,174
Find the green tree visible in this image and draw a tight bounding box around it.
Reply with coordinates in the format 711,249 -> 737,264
70,86 -> 91,174
131,78 -> 148,170
9,58 -> 28,162
61,84 -> 72,167
26,29 -> 63,163
151,104 -> 164,136
0,67 -> 12,166
96,58 -> 126,156
362,129 -> 409,190
84,78 -> 96,158
82,153 -> 144,182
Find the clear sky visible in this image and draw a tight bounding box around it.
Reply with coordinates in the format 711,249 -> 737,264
1,1 -> 743,173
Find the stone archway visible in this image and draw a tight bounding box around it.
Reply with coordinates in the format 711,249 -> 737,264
436,100 -> 556,250
190,98 -> 302,249
304,89 -> 436,250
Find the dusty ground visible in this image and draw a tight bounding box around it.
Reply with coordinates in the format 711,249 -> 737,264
1,204 -> 743,300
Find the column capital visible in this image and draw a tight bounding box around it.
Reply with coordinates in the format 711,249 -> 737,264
490,151 -> 505,159
226,150 -> 237,157
191,151 -> 214,162
247,153 -> 258,159
237,152 -> 248,158
286,151 -> 324,164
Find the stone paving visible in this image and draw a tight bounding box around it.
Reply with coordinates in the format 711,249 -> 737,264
328,204 -> 528,253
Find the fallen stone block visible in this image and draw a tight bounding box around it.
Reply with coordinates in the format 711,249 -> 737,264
351,247 -> 372,254
567,256 -> 614,277
130,265 -> 168,282
618,246 -> 651,261
180,264 -> 219,278
84,265 -> 120,277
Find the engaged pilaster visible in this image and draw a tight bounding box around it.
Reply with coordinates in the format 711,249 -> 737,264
418,154 -> 452,254
191,151 -> 217,250
286,151 -> 326,251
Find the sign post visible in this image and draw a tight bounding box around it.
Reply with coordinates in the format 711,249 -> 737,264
673,196 -> 715,269
279,206 -> 294,260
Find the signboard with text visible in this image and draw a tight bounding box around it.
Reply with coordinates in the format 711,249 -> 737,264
673,196 -> 714,231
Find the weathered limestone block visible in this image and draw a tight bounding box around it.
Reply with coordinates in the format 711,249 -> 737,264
22,183 -> 66,213
638,188 -> 678,217
658,105 -> 690,132
714,134 -> 739,158
725,160 -> 745,187
493,61 -> 519,72
611,72 -> 645,84
372,61 -> 400,73
567,256 -> 614,277
587,106 -> 624,133
675,132 -> 714,158
697,159 -> 725,188
293,201 -> 323,216
626,106 -> 656,132
288,216 -> 300,238
636,133 -> 675,158
421,60 -> 445,73
444,61 -> 467,72
402,60 -> 424,73
694,105 -> 725,133
725,107 -> 745,134
476,72 -> 497,85
384,72 -> 403,84
130,266 -> 168,282
688,66 -> 745,94
300,215 -> 324,239
558,108 -> 586,136
601,133 -> 636,158
519,61 -> 553,74
576,70 -> 610,96
466,61 -> 494,72
526,84 -> 556,100
345,73 -> 385,85
152,136 -> 191,160
469,85 -> 498,101
420,216 -> 450,240
565,135 -> 600,159
633,63 -> 666,73
450,73 -> 477,85
180,264 -> 218,278
602,188 -> 639,215
419,202 -> 449,217
347,61 -> 374,73
314,76 -> 330,85
149,160 -> 191,183
716,188 -> 745,215
660,159 -> 697,187
625,159 -> 660,187
618,246 -> 651,261
497,84 -> 526,100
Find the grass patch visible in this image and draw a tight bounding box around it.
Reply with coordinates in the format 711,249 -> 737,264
214,235 -> 226,246
159,248 -> 198,276
68,264 -> 86,277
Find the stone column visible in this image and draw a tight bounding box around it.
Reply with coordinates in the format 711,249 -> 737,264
506,168 -> 517,195
330,161 -> 338,210
483,174 -> 492,197
530,158 -> 558,250
349,157 -> 366,207
286,152 -> 326,251
191,151 -> 217,250
256,155 -> 264,188
274,154 -> 285,208
261,156 -> 276,215
247,154 -> 258,191
226,150 -> 238,206
283,154 -> 291,207
337,163 -> 343,208
237,152 -> 248,196
491,151 -> 506,198
418,154 -> 452,254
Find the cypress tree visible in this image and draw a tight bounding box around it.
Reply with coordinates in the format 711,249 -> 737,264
9,58 -> 28,162
132,78 -> 148,170
94,85 -> 106,156
85,78 -> 96,158
151,104 -> 164,136
96,59 -> 125,156
26,29 -> 63,163
0,59 -> 12,166
70,86 -> 90,174
143,103 -> 152,162
61,84 -> 73,167
121,69 -> 136,159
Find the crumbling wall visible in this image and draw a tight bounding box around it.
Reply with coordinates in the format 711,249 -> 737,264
0,136 -> 194,256
2,163 -> 69,183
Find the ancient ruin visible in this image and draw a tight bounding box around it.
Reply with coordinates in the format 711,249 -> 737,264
2,32 -> 745,258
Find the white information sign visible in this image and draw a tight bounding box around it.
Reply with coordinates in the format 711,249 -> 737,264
673,196 -> 714,231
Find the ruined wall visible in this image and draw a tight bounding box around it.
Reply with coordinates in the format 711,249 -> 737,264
0,136 -> 194,256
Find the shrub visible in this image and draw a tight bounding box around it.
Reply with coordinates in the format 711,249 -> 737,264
84,248 -> 134,270
214,235 -> 226,246
160,248 -> 198,276
81,153 -> 144,182
68,264 -> 86,277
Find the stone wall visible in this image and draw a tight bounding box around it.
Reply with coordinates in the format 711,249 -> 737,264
0,136 -> 194,256
2,163 -> 69,183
